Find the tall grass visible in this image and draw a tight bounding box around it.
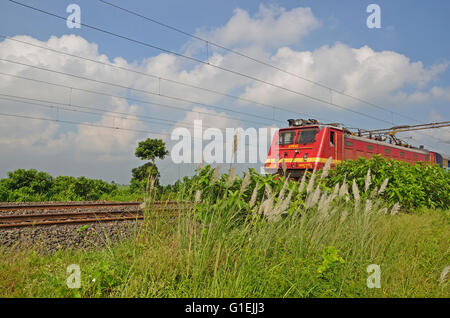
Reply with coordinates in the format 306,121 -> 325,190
0,164 -> 448,297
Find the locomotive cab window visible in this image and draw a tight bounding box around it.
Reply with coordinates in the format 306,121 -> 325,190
279,131 -> 296,145
297,129 -> 318,145
330,131 -> 335,147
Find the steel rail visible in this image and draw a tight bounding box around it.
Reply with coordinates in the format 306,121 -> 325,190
0,201 -> 183,211
0,205 -> 191,228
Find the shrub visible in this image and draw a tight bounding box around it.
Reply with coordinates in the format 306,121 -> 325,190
325,155 -> 450,210
0,169 -> 121,202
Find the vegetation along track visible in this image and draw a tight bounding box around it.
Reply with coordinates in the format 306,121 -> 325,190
0,201 -> 192,228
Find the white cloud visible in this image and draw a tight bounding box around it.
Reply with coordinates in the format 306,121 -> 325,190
430,86 -> 450,101
0,4 -> 449,183
239,43 -> 449,110
197,4 -> 320,49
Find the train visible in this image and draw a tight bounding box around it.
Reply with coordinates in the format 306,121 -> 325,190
264,119 -> 450,178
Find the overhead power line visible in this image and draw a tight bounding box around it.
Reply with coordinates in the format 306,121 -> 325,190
0,62 -> 447,145
6,0 -> 396,125
1,58 -> 446,145
97,0 -> 423,126
0,92 -> 244,131
0,94 -> 202,130
0,111 -> 169,136
4,0 -> 447,145
0,71 -> 264,127
0,96 -> 261,148
0,35 -> 320,121
0,58 -> 281,126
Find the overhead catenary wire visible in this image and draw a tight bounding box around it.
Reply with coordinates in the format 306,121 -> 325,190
0,58 -> 282,127
94,1 -> 450,146
6,0 -> 398,125
0,92 -> 262,133
1,63 -> 447,145
97,0 -> 424,125
0,94 -> 203,130
0,111 -> 169,136
0,70 -> 265,128
1,64 -> 447,145
0,98 -> 263,148
4,0 -> 448,146
0,72 -> 287,146
0,35 -> 323,122
1,37 -> 446,146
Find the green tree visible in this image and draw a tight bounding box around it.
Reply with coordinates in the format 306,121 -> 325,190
135,138 -> 168,164
130,162 -> 160,191
4,169 -> 53,201
131,138 -> 168,191
131,162 -> 160,182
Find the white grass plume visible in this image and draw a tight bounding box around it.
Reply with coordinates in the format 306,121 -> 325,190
338,180 -> 350,202
272,188 -> 294,220
257,194 -> 265,215
265,183 -> 272,198
379,207 -> 388,214
262,194 -> 275,220
378,178 -> 389,195
364,169 -> 372,193
226,167 -> 236,187
320,157 -> 333,179
249,182 -> 259,209
370,186 -> 379,198
211,166 -> 222,184
318,192 -> 330,218
440,266 -> 450,284
279,176 -> 289,200
195,190 -> 202,203
390,202 -> 400,215
306,167 -> 317,194
298,169 -> 308,194
240,172 -> 251,195
329,183 -> 340,202
352,179 -> 360,210
306,185 -> 321,209
364,199 -> 372,215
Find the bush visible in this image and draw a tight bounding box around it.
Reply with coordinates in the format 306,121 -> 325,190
0,169 -> 122,202
0,180 -> 9,201
130,162 -> 160,193
325,155 -> 450,210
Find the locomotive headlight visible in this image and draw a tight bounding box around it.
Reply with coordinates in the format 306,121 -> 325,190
303,153 -> 309,161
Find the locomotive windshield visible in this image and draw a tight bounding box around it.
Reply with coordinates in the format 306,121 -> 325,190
296,129 -> 318,144
279,131 -> 296,145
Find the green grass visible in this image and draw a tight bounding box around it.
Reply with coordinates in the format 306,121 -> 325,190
0,205 -> 448,297
0,164 -> 448,298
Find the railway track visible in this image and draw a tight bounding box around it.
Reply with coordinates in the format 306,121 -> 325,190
0,201 -> 185,211
0,201 -> 193,228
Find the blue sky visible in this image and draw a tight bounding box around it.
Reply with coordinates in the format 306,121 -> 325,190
0,0 -> 449,183
2,0 -> 449,66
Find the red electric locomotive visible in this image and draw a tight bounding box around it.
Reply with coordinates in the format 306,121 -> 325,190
264,119 -> 442,178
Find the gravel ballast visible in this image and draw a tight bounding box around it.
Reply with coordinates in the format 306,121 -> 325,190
0,220 -> 141,254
